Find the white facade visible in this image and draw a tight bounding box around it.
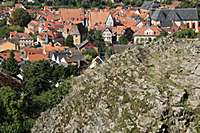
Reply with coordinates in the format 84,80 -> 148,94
102,28 -> 113,43
106,15 -> 114,27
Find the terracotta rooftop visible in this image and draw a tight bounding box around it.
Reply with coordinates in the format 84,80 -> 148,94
59,8 -> 85,22
24,47 -> 43,55
134,25 -> 161,36
89,10 -> 110,28
27,54 -> 48,62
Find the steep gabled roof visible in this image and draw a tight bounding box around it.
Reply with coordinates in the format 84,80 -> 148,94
69,25 -> 80,35
141,1 -> 160,10
134,25 -> 161,36
167,10 -> 180,21
175,8 -> 198,21
151,8 -> 198,21
89,10 -> 110,28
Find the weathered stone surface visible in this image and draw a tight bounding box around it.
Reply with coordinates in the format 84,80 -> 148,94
32,37 -> 200,133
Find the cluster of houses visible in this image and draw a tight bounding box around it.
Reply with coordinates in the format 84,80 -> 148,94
0,1 -> 200,67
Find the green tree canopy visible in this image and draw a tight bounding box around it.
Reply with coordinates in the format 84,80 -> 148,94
83,48 -> 97,61
118,28 -> 134,44
88,30 -> 106,54
1,50 -> 20,75
119,35 -> 129,45
22,61 -> 79,95
0,86 -> 31,133
175,29 -> 197,38
64,35 -> 74,47
10,8 -> 31,27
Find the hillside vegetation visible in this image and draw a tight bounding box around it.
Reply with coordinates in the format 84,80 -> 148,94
32,37 -> 200,133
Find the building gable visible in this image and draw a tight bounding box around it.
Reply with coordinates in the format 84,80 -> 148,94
106,14 -> 114,27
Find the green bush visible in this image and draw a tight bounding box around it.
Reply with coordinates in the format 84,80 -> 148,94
175,29 -> 197,38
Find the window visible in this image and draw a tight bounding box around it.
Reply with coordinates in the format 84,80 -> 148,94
187,23 -> 190,28
148,38 -> 152,42
192,23 -> 195,29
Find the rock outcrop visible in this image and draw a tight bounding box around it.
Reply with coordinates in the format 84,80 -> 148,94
32,37 -> 200,133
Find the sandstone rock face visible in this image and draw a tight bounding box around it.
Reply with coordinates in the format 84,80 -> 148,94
32,37 -> 200,133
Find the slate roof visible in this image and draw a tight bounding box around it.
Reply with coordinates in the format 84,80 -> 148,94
141,1 -> 160,10
77,39 -> 89,49
49,48 -> 85,63
150,8 -> 199,27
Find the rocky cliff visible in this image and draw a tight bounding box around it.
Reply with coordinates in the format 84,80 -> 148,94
32,37 -> 200,133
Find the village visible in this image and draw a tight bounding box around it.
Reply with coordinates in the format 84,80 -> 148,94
0,0 -> 199,70
1,1 -> 200,132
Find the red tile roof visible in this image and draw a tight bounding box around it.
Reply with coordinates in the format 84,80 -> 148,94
27,54 -> 47,62
24,47 -> 43,55
59,8 -> 85,23
134,25 -> 161,36
89,9 -> 110,29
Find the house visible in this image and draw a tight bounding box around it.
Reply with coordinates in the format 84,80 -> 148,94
102,27 -> 113,44
0,7 -> 10,20
68,25 -> 81,45
37,30 -> 64,45
10,32 -> 34,49
112,26 -> 126,42
27,54 -> 47,62
59,8 -> 85,25
134,25 -> 161,44
49,48 -> 85,67
47,30 -> 64,43
26,20 -> 39,34
0,11 -> 9,20
141,1 -> 160,10
88,9 -> 114,30
0,40 -> 16,52
89,56 -> 104,69
43,44 -> 66,55
77,40 -> 98,53
150,8 -> 199,32
23,47 -> 47,62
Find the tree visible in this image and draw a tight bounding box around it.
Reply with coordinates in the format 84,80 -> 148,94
87,30 -> 106,55
1,51 -> 20,75
119,35 -> 129,45
118,28 -> 134,44
0,26 -> 10,38
179,0 -> 198,8
9,25 -> 24,32
22,60 -> 79,95
22,61 -> 52,95
123,0 -> 144,6
64,35 -> 74,47
83,48 -> 97,61
0,86 -> 30,133
175,29 -> 197,38
10,8 -> 31,27
162,0 -> 172,5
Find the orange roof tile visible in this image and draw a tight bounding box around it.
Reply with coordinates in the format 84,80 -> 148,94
112,26 -> 126,35
28,54 -> 47,62
0,41 -> 16,52
43,45 -> 65,54
59,8 -> 85,23
89,10 -> 110,29
134,25 -> 161,36
24,47 -> 43,55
